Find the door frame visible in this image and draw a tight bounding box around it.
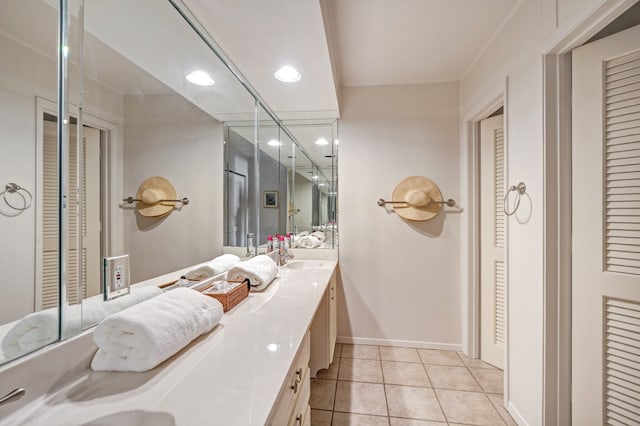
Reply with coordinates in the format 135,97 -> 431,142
541,1 -> 638,424
35,97 -> 122,310
461,78 -> 508,399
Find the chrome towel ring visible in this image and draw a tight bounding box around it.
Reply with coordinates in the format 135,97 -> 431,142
1,183 -> 33,216
503,182 -> 526,216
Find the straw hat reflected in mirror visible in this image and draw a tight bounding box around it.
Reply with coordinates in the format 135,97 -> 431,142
391,176 -> 443,221
135,176 -> 177,218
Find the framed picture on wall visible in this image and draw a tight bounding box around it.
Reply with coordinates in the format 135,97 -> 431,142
263,190 -> 279,208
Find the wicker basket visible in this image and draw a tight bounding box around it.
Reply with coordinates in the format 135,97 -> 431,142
200,281 -> 249,312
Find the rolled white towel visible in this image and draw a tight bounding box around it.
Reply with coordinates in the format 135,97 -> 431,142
226,255 -> 278,291
1,286 -> 162,359
310,231 -> 326,242
91,288 -> 222,372
298,235 -> 322,249
206,253 -> 241,275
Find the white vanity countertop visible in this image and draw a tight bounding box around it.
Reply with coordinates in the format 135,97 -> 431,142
1,260 -> 337,426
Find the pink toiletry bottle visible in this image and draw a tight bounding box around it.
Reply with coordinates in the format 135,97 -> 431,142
267,235 -> 273,252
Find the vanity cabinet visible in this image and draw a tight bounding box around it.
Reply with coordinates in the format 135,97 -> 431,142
268,331 -> 311,426
309,269 -> 337,377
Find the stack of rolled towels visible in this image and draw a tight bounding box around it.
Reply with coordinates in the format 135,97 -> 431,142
91,287 -> 223,372
295,230 -> 326,249
226,254 -> 278,291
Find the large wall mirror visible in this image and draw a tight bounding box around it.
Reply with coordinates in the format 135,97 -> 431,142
224,118 -> 338,250
0,0 -> 338,366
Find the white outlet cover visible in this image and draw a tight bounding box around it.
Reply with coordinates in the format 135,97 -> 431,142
104,254 -> 131,300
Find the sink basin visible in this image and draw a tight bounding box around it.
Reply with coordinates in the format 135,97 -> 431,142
285,260 -> 329,270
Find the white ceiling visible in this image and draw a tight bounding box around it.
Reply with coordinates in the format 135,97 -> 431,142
328,0 -> 521,86
182,0 -> 520,115
182,0 -> 340,120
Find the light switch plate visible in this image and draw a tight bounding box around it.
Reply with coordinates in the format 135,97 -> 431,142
103,254 -> 131,300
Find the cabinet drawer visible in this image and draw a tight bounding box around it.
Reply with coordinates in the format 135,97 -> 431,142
288,368 -> 310,426
268,332 -> 310,425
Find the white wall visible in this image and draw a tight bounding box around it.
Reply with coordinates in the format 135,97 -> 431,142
338,83 -> 461,348
459,0 -> 621,424
123,94 -> 224,282
0,32 -> 123,324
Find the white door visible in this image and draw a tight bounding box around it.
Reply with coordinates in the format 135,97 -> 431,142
572,24 -> 640,425
480,114 -> 505,369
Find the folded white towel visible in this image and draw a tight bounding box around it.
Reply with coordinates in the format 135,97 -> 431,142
226,255 -> 278,291
1,286 -> 162,359
91,288 -> 222,372
297,235 -> 323,249
206,253 -> 241,275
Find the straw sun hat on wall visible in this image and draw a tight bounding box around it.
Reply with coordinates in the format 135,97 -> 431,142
391,176 -> 443,221
135,176 -> 178,217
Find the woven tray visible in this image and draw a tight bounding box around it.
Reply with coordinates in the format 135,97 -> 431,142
200,281 -> 249,312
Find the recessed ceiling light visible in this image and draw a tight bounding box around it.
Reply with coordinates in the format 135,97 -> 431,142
186,70 -> 215,86
267,139 -> 282,147
315,138 -> 329,146
318,183 -> 325,187
312,176 -> 319,180
274,66 -> 301,82
335,139 -> 339,145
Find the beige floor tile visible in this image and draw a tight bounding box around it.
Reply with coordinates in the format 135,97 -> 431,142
426,365 -> 482,391
457,352 -> 498,369
341,344 -> 380,360
380,346 -> 421,363
385,385 -> 446,422
486,393 -> 517,425
310,378 -> 337,410
469,368 -> 504,394
382,361 -> 431,387
316,359 -> 339,380
333,343 -> 343,362
418,349 -> 463,366
339,358 -> 384,383
435,389 -> 505,425
311,409 -> 332,426
334,381 -> 388,416
389,418 -> 447,425
332,412 -> 390,426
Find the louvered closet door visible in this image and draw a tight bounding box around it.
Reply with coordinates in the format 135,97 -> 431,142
42,120 -> 101,308
480,114 -> 505,370
572,24 -> 640,425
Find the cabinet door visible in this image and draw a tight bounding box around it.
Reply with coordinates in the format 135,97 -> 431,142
328,274 -> 337,361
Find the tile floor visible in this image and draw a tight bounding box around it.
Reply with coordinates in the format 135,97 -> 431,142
310,344 -> 516,426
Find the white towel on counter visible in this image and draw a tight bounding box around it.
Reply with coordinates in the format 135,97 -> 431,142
297,235 -> 323,249
206,253 -> 241,275
226,254 -> 278,291
1,286 -> 162,359
91,287 -> 223,372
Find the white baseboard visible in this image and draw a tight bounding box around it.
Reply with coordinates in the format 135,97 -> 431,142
507,401 -> 528,426
336,336 -> 462,351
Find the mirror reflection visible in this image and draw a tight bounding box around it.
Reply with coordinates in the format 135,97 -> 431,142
0,0 -> 338,366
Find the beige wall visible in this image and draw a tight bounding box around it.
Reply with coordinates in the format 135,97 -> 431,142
123,94 -> 224,282
338,82 -> 461,349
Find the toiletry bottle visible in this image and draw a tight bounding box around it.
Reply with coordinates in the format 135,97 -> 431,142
267,235 -> 273,252
285,233 -> 292,249
273,234 -> 280,251
246,233 -> 255,257
278,235 -> 285,259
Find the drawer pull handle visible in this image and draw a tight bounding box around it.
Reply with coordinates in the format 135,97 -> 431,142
0,388 -> 25,406
295,413 -> 303,426
290,368 -> 303,393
